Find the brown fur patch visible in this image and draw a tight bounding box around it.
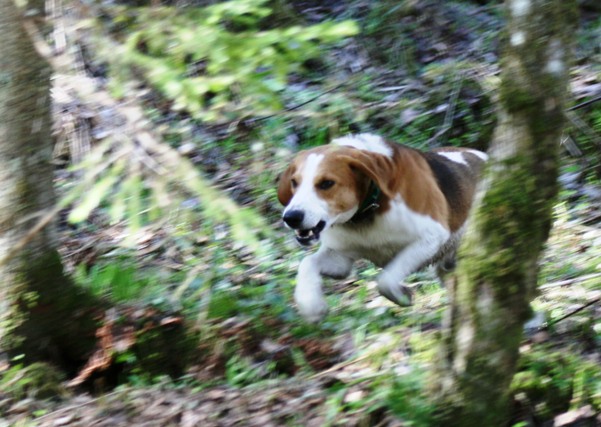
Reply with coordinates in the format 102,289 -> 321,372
427,147 -> 486,231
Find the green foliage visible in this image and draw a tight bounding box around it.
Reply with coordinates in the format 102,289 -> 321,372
35,2 -> 601,425
73,260 -> 153,302
387,369 -> 435,426
511,348 -> 601,420
225,355 -> 277,387
0,361 -> 66,400
107,0 -> 358,122
359,0 -> 421,72
63,133 -> 271,257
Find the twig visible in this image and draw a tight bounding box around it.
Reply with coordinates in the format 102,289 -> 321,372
0,146 -> 129,269
427,72 -> 463,145
0,206 -> 65,269
21,20 -> 56,66
309,353 -> 374,380
539,272 -> 601,290
567,93 -> 601,112
566,110 -> 601,149
540,296 -> 601,331
241,81 -> 350,126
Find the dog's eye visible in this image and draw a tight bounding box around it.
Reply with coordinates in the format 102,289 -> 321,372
317,179 -> 335,190
291,179 -> 298,189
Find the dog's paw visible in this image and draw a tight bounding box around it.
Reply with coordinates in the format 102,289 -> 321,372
376,273 -> 413,307
295,292 -> 328,323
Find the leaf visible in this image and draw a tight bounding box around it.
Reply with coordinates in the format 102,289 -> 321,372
124,174 -> 143,231
109,185 -> 127,224
68,167 -> 120,223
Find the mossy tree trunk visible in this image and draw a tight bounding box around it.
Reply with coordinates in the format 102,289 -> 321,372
430,0 -> 577,425
0,0 -> 99,372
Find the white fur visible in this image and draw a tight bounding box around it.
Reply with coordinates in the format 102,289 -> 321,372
294,248 -> 353,322
287,137 -> 486,323
332,133 -> 393,158
438,149 -> 488,165
296,196 -> 450,322
466,149 -> 488,161
438,151 -> 468,165
283,153 -> 327,229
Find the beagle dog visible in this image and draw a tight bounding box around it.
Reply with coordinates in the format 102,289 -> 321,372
278,133 -> 487,323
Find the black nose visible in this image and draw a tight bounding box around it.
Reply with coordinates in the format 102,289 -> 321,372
283,210 -> 304,229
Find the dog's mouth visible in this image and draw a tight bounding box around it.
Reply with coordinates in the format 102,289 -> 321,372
294,221 -> 326,246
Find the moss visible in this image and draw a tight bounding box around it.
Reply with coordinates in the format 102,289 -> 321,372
10,250 -> 103,373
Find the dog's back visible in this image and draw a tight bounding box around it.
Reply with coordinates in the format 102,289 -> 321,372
421,147 -> 487,276
423,147 -> 487,232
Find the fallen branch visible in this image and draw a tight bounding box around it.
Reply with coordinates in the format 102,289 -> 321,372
539,272 -> 601,290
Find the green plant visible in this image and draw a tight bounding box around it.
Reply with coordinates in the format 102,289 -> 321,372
73,260 -> 153,302
0,360 -> 66,400
387,368 -> 435,426
63,129 -> 271,257
511,348 -> 601,420
106,0 -> 358,123
225,354 -> 276,387
358,0 -> 420,72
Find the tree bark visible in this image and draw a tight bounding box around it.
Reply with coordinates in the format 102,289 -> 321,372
430,1 -> 578,425
0,0 -> 98,371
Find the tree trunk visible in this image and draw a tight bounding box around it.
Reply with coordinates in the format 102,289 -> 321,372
430,1 -> 578,425
0,0 -> 99,371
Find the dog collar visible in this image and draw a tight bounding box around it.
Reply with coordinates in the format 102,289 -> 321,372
350,181 -> 381,223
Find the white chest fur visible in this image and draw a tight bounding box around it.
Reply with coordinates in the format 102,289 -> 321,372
321,197 -> 450,267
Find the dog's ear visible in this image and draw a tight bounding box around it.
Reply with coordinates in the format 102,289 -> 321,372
344,151 -> 396,198
277,164 -> 295,206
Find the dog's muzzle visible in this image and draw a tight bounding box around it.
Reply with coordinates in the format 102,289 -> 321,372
283,210 -> 326,246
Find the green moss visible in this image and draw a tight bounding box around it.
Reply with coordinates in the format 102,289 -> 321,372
10,250 -> 102,372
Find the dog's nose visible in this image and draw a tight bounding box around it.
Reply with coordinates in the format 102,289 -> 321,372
283,210 -> 304,229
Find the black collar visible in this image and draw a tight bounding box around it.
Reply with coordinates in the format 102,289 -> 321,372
349,181 -> 381,223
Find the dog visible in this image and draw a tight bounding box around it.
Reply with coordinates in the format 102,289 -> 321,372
278,133 -> 487,323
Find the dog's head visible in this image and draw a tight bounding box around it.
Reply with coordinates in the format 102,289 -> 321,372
277,145 -> 395,246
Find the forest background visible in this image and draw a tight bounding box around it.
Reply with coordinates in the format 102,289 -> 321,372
1,0 -> 601,426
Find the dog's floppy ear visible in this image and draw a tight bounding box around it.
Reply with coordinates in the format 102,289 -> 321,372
344,151 -> 396,198
277,164 -> 295,206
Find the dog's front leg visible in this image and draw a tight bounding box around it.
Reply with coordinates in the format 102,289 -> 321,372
295,247 -> 353,323
377,234 -> 449,306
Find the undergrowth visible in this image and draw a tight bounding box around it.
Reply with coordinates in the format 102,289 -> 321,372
5,0 -> 599,425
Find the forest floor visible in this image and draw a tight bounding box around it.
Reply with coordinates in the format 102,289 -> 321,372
2,1 -> 601,426
2,215 -> 600,426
